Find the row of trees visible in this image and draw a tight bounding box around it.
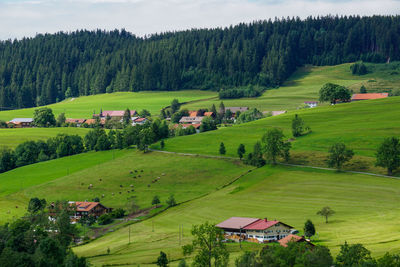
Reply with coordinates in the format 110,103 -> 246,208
1,16 -> 399,109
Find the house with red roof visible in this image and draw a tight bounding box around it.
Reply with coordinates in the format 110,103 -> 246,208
216,217 -> 294,243
351,93 -> 389,101
278,234 -> 314,247
70,201 -> 111,222
96,110 -> 137,119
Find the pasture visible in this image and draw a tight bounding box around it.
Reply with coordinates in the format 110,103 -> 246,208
0,150 -> 250,224
157,96 -> 400,174
0,127 -> 91,148
74,163 -> 400,266
0,90 -> 217,121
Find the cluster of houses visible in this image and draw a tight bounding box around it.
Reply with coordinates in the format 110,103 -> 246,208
49,201 -> 111,223
66,110 -> 149,127
216,216 -> 313,247
176,107 -> 249,130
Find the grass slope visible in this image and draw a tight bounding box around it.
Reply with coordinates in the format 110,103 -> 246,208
183,62 -> 400,112
0,127 -> 91,148
75,164 -> 400,266
0,90 -> 217,121
0,150 -> 250,224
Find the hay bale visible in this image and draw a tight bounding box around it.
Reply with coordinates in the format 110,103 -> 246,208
112,193 -> 115,196
130,184 -> 133,187
102,194 -> 105,198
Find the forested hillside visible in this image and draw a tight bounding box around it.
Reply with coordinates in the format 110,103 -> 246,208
0,15 -> 399,109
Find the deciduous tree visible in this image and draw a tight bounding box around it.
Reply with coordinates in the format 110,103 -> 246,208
376,137 -> 400,176
317,206 -> 335,223
262,128 -> 291,164
327,143 -> 354,171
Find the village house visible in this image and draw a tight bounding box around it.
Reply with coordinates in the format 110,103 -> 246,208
132,117 -> 148,126
351,93 -> 389,101
204,111 -> 215,118
278,234 -> 314,247
65,119 -> 86,127
304,101 -> 318,108
216,217 -> 294,243
179,116 -> 204,124
7,118 -> 34,128
85,118 -> 106,126
70,201 -> 111,223
96,110 -> 137,120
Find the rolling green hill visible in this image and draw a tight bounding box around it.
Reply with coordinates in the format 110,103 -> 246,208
0,149 -> 249,224
0,90 -> 217,121
183,62 -> 400,112
74,163 -> 400,266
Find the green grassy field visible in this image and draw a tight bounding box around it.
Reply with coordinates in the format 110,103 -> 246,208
0,90 -> 217,121
182,62 -> 400,112
0,149 -> 250,224
74,163 -> 400,266
0,127 -> 91,148
159,96 -> 400,158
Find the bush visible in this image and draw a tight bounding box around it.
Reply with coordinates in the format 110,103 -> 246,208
98,213 -> 113,225
111,208 -> 126,218
350,62 -> 368,75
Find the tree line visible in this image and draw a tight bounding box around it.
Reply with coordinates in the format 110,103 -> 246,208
0,15 -> 399,109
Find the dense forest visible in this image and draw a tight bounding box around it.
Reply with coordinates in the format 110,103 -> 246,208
0,15 -> 399,109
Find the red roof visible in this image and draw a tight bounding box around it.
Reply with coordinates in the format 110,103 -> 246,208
101,110 -> 137,117
134,117 -> 147,122
352,93 -> 389,100
66,118 -> 86,124
216,217 -> 260,229
204,112 -> 214,117
278,234 -> 305,247
243,219 -> 279,230
189,111 -> 198,117
74,202 -> 101,212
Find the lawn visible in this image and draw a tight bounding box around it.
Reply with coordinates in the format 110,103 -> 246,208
0,150 -> 250,224
182,62 -> 400,112
0,90 -> 217,121
74,163 -> 400,266
0,127 -> 91,148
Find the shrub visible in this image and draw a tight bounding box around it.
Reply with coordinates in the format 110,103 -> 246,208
98,213 -> 113,225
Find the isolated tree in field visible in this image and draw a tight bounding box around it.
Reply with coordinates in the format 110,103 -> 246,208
182,222 -> 229,267
33,107 -> 56,127
327,143 -> 354,171
317,206 -> 335,223
171,99 -> 180,114
166,195 -> 176,207
376,137 -> 400,176
262,128 -> 291,164
156,251 -> 168,267
152,195 -> 161,207
219,142 -> 226,155
319,83 -> 351,104
292,114 -> 305,137
57,112 -> 66,126
237,144 -> 245,160
123,108 -> 131,125
303,219 -> 316,239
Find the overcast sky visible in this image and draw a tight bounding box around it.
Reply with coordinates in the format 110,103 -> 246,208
0,0 -> 399,40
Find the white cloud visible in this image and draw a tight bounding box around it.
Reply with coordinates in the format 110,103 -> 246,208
0,0 -> 399,40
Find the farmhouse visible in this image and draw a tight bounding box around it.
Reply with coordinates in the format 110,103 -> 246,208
216,217 -> 294,243
351,93 -> 389,101
97,110 -> 137,119
85,118 -> 106,126
132,117 -> 148,125
179,116 -> 204,124
70,201 -> 111,222
278,234 -> 314,247
304,101 -> 318,108
7,118 -> 34,128
271,111 -> 287,116
204,111 -> 215,117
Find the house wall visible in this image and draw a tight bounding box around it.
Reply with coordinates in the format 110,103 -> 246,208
245,223 -> 292,241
